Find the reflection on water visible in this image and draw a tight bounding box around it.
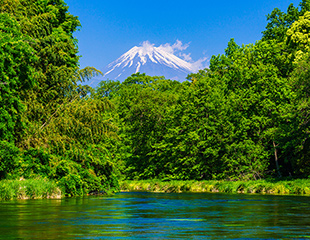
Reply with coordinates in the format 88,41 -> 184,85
0,192 -> 310,239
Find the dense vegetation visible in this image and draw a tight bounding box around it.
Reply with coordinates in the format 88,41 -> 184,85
120,179 -> 310,195
0,0 -> 120,196
1,0 -> 310,198
97,0 -> 310,182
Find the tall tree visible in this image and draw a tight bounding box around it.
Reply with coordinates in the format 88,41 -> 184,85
1,0 -> 81,127
115,74 -> 182,179
0,13 -> 36,143
0,13 -> 36,179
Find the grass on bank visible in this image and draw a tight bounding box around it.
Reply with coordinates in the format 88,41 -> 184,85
0,178 -> 61,201
2,178 -> 310,200
120,179 -> 310,195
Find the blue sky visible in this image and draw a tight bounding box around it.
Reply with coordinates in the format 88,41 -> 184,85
65,0 -> 302,71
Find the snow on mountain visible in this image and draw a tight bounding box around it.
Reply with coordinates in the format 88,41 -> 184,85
101,41 -> 198,81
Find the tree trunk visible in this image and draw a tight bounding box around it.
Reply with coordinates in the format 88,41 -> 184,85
273,141 -> 282,178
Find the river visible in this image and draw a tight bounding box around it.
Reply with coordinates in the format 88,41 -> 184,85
0,192 -> 309,239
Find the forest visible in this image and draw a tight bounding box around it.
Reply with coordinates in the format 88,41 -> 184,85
1,0 -> 310,197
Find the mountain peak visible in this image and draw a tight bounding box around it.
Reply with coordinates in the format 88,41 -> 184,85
103,41 -> 197,81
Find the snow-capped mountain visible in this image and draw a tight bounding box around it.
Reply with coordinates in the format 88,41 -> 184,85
102,41 -> 196,81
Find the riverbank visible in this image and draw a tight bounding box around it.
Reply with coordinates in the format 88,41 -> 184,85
120,179 -> 310,195
0,178 -> 62,201
2,178 -> 310,200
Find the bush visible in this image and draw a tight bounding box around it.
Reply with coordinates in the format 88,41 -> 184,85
0,141 -> 21,180
0,178 -> 61,200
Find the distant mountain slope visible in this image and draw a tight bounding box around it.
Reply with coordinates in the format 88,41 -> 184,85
102,42 -> 196,81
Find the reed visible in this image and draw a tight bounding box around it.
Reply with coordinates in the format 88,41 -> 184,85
0,178 -> 62,200
120,179 -> 310,195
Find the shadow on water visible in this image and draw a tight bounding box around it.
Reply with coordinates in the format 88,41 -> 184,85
0,192 -> 310,239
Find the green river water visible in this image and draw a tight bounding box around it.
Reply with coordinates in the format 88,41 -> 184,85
0,192 -> 309,239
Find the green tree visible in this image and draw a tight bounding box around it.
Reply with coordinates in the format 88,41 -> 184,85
0,1 -> 121,195
284,11 -> 310,177
262,4 -> 299,42
0,13 -> 36,143
0,13 -> 36,179
1,0 -> 81,135
95,79 -> 121,100
286,11 -> 310,60
261,0 -> 310,42
114,74 -> 181,179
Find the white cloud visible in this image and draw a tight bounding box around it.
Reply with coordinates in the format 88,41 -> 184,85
158,40 -> 190,54
191,57 -> 208,72
172,39 -> 190,52
179,52 -> 193,62
139,40 -> 208,72
140,41 -> 155,54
